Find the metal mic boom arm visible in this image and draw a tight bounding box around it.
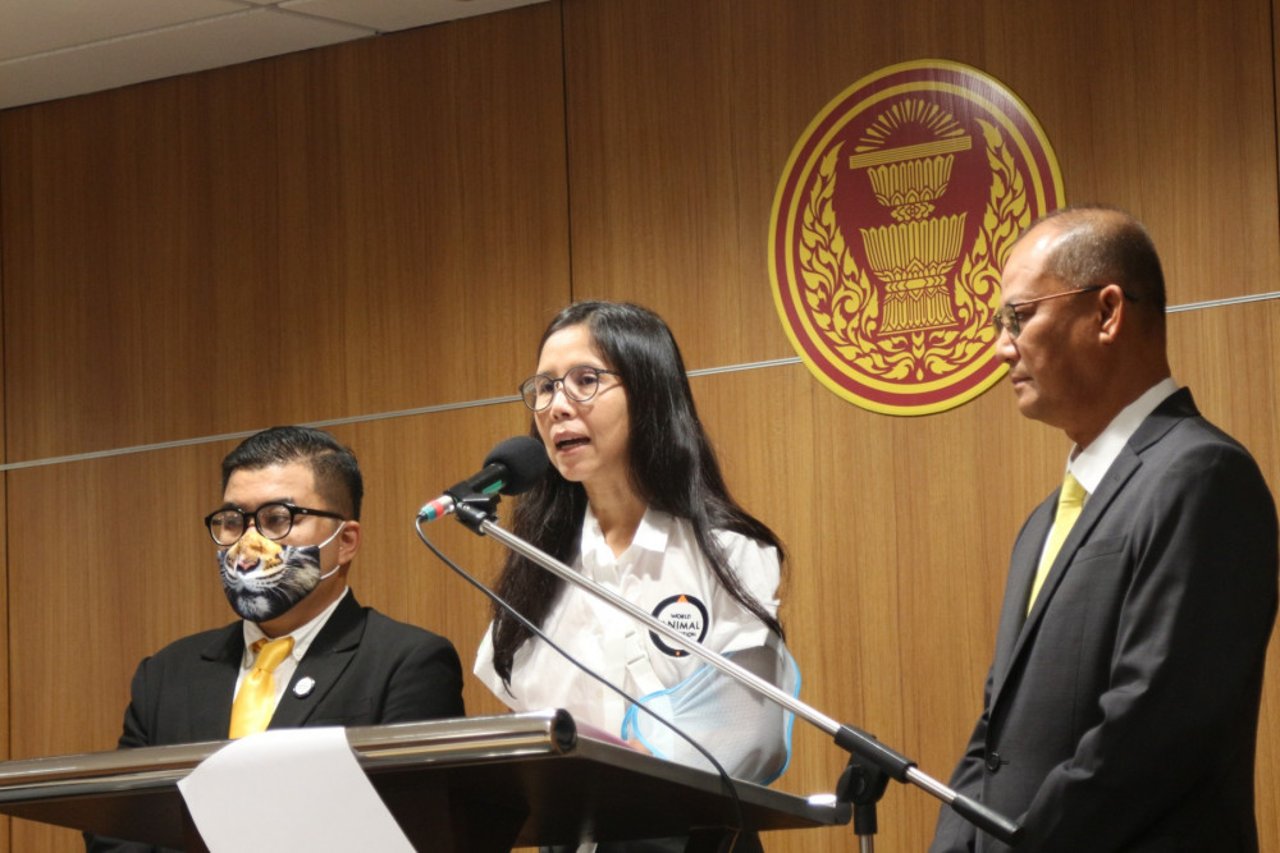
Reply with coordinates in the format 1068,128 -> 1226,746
450,501 -> 1021,846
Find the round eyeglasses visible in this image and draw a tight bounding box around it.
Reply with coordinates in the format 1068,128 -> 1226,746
204,502 -> 346,546
519,365 -> 621,412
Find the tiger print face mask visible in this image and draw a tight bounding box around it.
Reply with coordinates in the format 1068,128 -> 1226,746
217,524 -> 345,623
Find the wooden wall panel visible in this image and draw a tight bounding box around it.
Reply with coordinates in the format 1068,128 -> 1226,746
335,405 -> 537,720
0,135 -> 9,853
7,447 -> 231,761
560,0 -> 1278,366
0,2 -> 569,463
0,306 -> 7,853
7,445 -> 230,851
983,0 -> 1280,307
1,0 -> 1279,851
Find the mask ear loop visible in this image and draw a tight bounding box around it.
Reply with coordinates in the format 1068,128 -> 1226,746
315,521 -> 348,581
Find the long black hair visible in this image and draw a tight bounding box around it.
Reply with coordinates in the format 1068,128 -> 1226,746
490,301 -> 785,684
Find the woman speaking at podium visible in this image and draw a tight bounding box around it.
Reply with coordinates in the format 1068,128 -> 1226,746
474,300 -> 797,790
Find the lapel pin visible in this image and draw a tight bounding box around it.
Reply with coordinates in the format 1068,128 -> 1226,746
293,676 -> 316,698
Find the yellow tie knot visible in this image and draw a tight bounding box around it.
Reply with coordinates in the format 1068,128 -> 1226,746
229,635 -> 295,739
252,636 -> 295,673
1059,472 -> 1087,507
1027,472 -> 1089,614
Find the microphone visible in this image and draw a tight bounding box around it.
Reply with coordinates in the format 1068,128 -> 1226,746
417,436 -> 549,522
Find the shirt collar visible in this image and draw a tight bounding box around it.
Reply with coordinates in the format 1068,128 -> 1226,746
630,507 -> 671,553
580,504 -> 671,569
241,586 -> 349,667
1068,377 -> 1179,494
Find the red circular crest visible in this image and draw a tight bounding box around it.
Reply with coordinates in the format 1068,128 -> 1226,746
770,60 -> 1065,415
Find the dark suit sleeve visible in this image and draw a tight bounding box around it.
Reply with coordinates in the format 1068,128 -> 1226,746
118,656 -> 156,749
1018,442 -> 1278,850
379,632 -> 465,722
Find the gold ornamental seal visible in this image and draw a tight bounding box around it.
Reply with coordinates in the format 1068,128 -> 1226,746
769,60 -> 1065,415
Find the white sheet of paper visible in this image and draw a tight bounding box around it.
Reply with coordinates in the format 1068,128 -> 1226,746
177,728 -> 414,853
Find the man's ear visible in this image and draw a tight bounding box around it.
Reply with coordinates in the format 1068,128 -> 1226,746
338,520 -> 361,565
1097,283 -> 1126,344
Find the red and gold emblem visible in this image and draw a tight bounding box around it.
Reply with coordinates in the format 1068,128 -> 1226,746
770,60 -> 1065,415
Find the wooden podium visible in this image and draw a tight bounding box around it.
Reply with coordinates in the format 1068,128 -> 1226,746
0,711 -> 848,851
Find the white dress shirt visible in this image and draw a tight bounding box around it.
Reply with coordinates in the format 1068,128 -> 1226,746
1036,378 -> 1181,571
1066,377 -> 1180,494
235,586 -> 350,714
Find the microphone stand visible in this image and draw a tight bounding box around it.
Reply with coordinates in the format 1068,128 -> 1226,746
447,497 -> 1021,850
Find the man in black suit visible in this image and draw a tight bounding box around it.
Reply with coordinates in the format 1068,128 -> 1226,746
89,425 -> 464,852
930,207 -> 1278,852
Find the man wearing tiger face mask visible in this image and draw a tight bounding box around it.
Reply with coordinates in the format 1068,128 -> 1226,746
88,426 -> 465,853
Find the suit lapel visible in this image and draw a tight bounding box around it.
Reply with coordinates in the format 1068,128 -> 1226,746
1022,451 -> 1140,622
191,624 -> 244,740
988,453 -> 1143,717
269,593 -> 367,729
987,388 -> 1198,718
990,495 -> 1054,694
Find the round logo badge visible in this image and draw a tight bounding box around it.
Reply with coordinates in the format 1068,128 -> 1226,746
770,59 -> 1065,415
649,594 -> 709,657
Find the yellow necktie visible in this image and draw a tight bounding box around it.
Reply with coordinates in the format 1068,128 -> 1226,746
1027,472 -> 1087,614
229,635 -> 294,739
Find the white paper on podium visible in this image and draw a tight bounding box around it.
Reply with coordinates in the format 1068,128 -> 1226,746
177,728 -> 414,853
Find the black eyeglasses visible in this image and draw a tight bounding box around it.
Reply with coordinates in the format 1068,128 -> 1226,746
992,285 -> 1138,339
204,502 -> 346,546
519,365 -> 621,412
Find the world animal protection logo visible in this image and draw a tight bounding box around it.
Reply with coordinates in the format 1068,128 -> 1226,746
770,60 -> 1064,415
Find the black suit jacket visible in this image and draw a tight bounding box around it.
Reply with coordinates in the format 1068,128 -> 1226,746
88,592 -> 464,851
931,389 -> 1278,852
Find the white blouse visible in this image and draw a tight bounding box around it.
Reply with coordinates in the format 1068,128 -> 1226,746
474,506 -> 797,782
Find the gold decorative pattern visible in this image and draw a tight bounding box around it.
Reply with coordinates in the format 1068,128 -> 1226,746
799,118 -> 1029,381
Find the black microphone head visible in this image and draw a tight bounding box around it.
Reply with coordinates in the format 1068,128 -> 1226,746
483,436 -> 550,495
